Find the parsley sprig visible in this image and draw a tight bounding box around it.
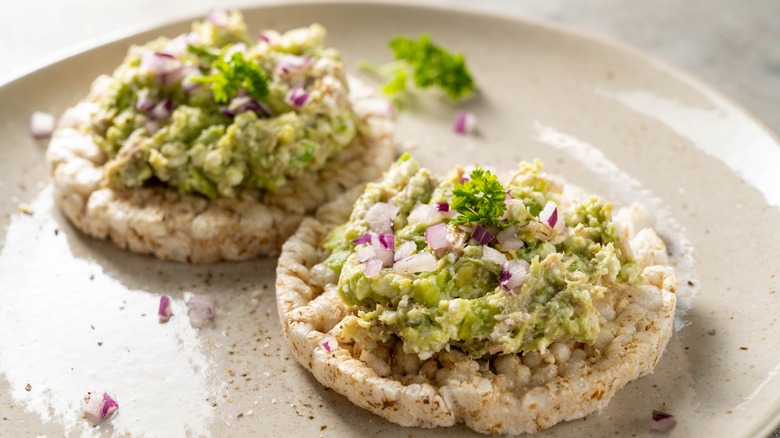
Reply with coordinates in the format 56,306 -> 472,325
450,169 -> 507,227
191,50 -> 268,104
360,35 -> 475,100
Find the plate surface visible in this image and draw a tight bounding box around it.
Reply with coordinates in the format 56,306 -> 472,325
1,2 -> 779,437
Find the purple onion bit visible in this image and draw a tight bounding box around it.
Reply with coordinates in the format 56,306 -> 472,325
435,202 -> 450,212
351,233 -> 372,245
285,83 -> 310,108
649,410 -> 676,432
472,225 -> 494,245
99,393 -> 119,418
206,8 -> 229,27
377,234 -> 395,250
158,295 -> 172,323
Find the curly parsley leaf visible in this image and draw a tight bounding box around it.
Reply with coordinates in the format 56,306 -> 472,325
192,51 -> 268,104
450,169 -> 507,226
359,34 -> 475,101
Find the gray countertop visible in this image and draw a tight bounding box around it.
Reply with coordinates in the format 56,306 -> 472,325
1,0 -> 778,435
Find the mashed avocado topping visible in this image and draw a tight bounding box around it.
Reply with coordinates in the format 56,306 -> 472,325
323,155 -> 641,359
90,11 -> 357,198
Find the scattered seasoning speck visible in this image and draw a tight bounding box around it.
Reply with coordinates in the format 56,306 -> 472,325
17,204 -> 33,215
89,275 -> 95,281
25,384 -> 31,392
707,329 -> 716,336
97,342 -> 103,346
739,346 -> 748,350
320,425 -> 327,431
54,229 -> 59,236
237,413 -> 244,419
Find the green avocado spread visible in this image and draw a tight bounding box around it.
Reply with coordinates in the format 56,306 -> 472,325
323,155 -> 641,360
90,11 -> 357,198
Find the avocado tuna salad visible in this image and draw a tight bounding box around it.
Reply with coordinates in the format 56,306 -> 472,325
276,155 -> 677,434
46,10 -> 396,263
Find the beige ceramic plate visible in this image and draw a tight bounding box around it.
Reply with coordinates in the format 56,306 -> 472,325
1,2 -> 779,437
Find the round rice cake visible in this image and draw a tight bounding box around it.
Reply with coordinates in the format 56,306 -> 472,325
46,76 -> 395,263
275,168 -> 677,435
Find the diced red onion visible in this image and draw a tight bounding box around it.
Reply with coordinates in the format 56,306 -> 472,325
394,252 -> 437,275
459,176 -> 470,184
496,225 -> 524,251
285,84 -> 311,108
377,234 -> 395,250
482,246 -> 507,266
162,34 -> 189,57
81,391 -> 118,422
150,99 -> 174,120
206,8 -> 229,27
221,96 -> 273,118
276,55 -> 311,75
394,241 -> 416,261
352,233 -> 372,245
501,192 -> 512,220
320,334 -> 338,353
373,247 -> 394,266
135,89 -> 157,111
356,246 -> 376,263
435,202 -> 450,212
649,410 -> 676,432
425,223 -> 451,250
158,295 -> 172,323
29,111 -> 56,140
453,111 -> 477,135
186,294 -> 216,328
499,260 -> 529,291
140,52 -> 181,76
539,201 -> 565,232
364,257 -> 383,278
472,225 -> 494,245
363,202 -> 399,235
259,30 -> 281,44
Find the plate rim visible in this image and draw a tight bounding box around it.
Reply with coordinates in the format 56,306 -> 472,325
1,1 -> 778,435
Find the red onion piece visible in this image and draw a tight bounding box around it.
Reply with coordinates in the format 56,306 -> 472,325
499,260 -> 530,291
29,111 -> 56,140
373,247 -> 394,266
394,252 -> 437,275
352,233 -> 372,245
356,246 -> 376,263
259,30 -> 281,44
284,84 -> 311,108
377,234 -> 395,250
472,225 -> 494,245
276,55 -> 311,75
364,257 -> 383,278
140,52 -> 181,76
158,295 -> 172,323
150,99 -> 174,120
496,225 -> 524,251
394,241 -> 416,261
435,202 -> 450,212
649,410 -> 676,432
453,111 -> 477,135
482,246 -> 507,266
82,391 -> 118,422
320,334 -> 338,353
363,202 -> 399,234
135,89 -> 156,111
539,201 -> 565,232
206,8 -> 229,27
186,294 -> 216,328
425,223 -> 451,250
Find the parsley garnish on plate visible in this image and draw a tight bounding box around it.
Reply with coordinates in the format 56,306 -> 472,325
192,51 -> 268,104
360,34 -> 475,100
450,169 -> 506,226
